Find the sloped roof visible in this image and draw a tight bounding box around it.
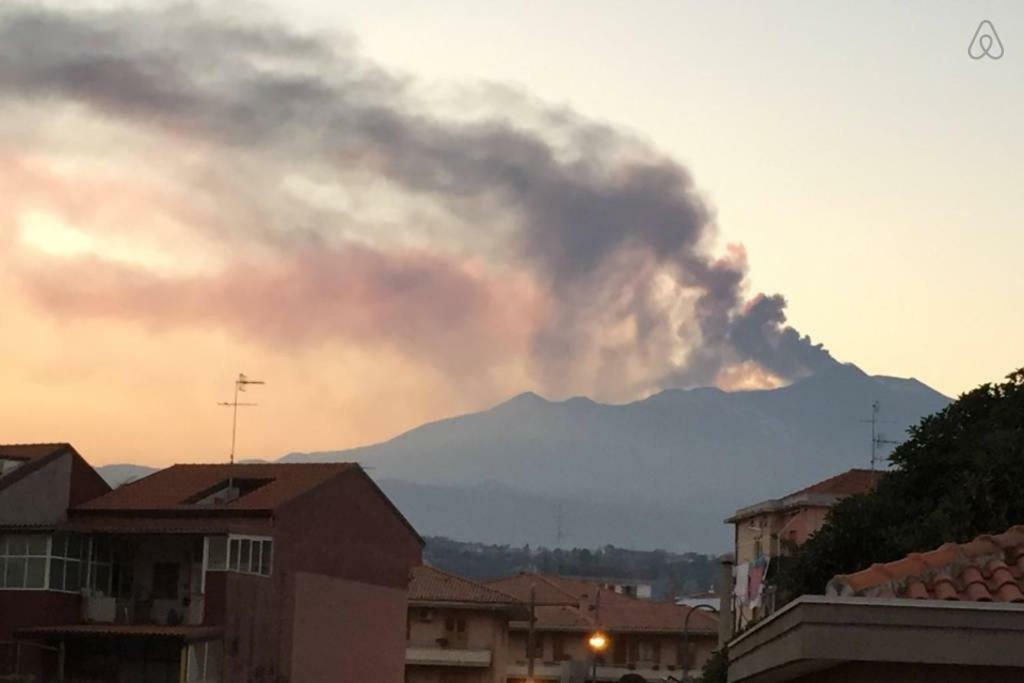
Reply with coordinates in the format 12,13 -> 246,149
409,565 -> 522,605
0,442 -> 78,497
488,572 -> 717,635
791,469 -> 881,497
0,443 -> 71,462
74,463 -> 356,514
828,525 -> 1024,602
727,468 -> 882,523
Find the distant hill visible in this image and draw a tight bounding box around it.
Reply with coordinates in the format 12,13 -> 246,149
96,463 -> 158,488
283,364 -> 951,551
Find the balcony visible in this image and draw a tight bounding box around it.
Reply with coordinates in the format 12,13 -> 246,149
507,662 -> 699,682
405,646 -> 492,668
83,591 -> 205,626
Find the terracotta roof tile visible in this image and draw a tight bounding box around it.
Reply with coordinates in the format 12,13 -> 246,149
791,468 -> 883,497
829,525 -> 1024,603
409,565 -> 522,605
489,573 -> 717,635
73,463 -> 357,514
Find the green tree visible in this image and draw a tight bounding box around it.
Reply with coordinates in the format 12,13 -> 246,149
696,646 -> 728,683
776,368 -> 1024,598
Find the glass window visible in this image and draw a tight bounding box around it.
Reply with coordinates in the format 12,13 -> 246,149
239,540 -> 251,572
1,534 -> 51,590
26,558 -> 46,589
228,539 -> 240,571
259,541 -> 272,576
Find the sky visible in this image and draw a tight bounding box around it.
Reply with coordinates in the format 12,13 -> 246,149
2,1 -> 1021,466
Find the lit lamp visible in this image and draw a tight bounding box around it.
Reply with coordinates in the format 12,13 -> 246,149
588,631 -> 608,683
588,631 -> 609,652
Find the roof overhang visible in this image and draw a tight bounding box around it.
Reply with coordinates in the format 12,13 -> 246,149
410,599 -> 530,618
508,621 -> 717,636
725,493 -> 843,524
728,595 -> 1024,682
17,624 -> 223,643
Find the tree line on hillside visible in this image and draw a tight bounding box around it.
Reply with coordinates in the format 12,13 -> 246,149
424,536 -> 724,600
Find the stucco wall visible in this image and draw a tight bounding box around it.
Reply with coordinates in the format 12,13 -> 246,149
291,571 -> 407,683
0,453 -> 71,525
407,607 -> 509,683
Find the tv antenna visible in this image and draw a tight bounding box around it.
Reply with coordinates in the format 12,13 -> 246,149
218,373 -> 265,464
861,400 -> 900,470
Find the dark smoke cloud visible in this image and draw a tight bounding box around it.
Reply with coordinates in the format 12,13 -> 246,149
0,3 -> 836,398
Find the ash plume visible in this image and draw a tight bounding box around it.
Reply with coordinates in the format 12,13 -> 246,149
0,3 -> 836,399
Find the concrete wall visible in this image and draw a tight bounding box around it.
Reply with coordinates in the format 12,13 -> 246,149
291,571 -> 407,683
0,453 -> 71,525
792,661 -> 1024,682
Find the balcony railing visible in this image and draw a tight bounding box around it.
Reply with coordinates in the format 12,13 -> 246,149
82,592 -> 205,626
405,646 -> 492,668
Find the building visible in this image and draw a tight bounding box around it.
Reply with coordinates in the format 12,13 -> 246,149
725,468 -> 881,629
564,576 -> 653,600
0,444 -> 423,683
406,565 -> 526,683
727,469 -> 882,565
487,573 -> 718,682
0,443 -> 112,675
729,525 -> 1024,682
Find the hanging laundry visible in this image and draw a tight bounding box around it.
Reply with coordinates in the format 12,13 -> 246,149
734,562 -> 750,604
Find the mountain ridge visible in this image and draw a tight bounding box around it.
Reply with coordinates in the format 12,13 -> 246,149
101,364 -> 951,552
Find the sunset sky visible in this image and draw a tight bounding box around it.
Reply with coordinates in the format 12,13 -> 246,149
3,1 -> 1022,466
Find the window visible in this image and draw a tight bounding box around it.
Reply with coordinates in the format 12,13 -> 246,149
49,533 -> 88,593
637,640 -> 659,662
187,640 -> 223,683
89,536 -> 113,595
217,535 -> 272,577
0,534 -> 48,589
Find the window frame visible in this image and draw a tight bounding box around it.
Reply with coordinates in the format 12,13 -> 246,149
208,535 -> 273,577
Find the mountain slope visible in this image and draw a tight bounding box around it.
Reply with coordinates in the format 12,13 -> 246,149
282,364 -> 950,550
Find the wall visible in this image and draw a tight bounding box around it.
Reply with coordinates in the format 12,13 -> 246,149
68,453 -> 112,507
290,571 -> 407,683
274,468 -> 422,679
0,453 -> 71,525
508,629 -> 715,680
0,591 -> 80,675
791,661 -> 1024,683
407,606 -> 509,683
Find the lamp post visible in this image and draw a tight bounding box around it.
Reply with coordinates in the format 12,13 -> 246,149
587,630 -> 608,683
681,604 -> 719,683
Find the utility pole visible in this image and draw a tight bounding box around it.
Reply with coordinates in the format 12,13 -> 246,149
218,373 -> 265,464
527,585 -> 536,681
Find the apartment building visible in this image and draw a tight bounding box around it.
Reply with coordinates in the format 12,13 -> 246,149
487,573 -> 717,682
0,443 -> 423,683
406,565 -> 526,683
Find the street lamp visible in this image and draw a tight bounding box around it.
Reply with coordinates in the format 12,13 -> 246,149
681,604 -> 719,683
588,630 -> 608,683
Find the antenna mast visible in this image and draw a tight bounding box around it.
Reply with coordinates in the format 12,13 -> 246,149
218,372 -> 265,464
861,400 -> 900,470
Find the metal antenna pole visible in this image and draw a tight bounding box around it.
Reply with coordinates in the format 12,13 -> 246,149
218,373 -> 264,465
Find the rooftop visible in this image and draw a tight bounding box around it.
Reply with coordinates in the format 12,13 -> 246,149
0,443 -> 73,462
409,565 -> 521,606
727,468 -> 882,523
73,462 -> 357,514
828,525 -> 1024,603
487,572 -> 717,635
